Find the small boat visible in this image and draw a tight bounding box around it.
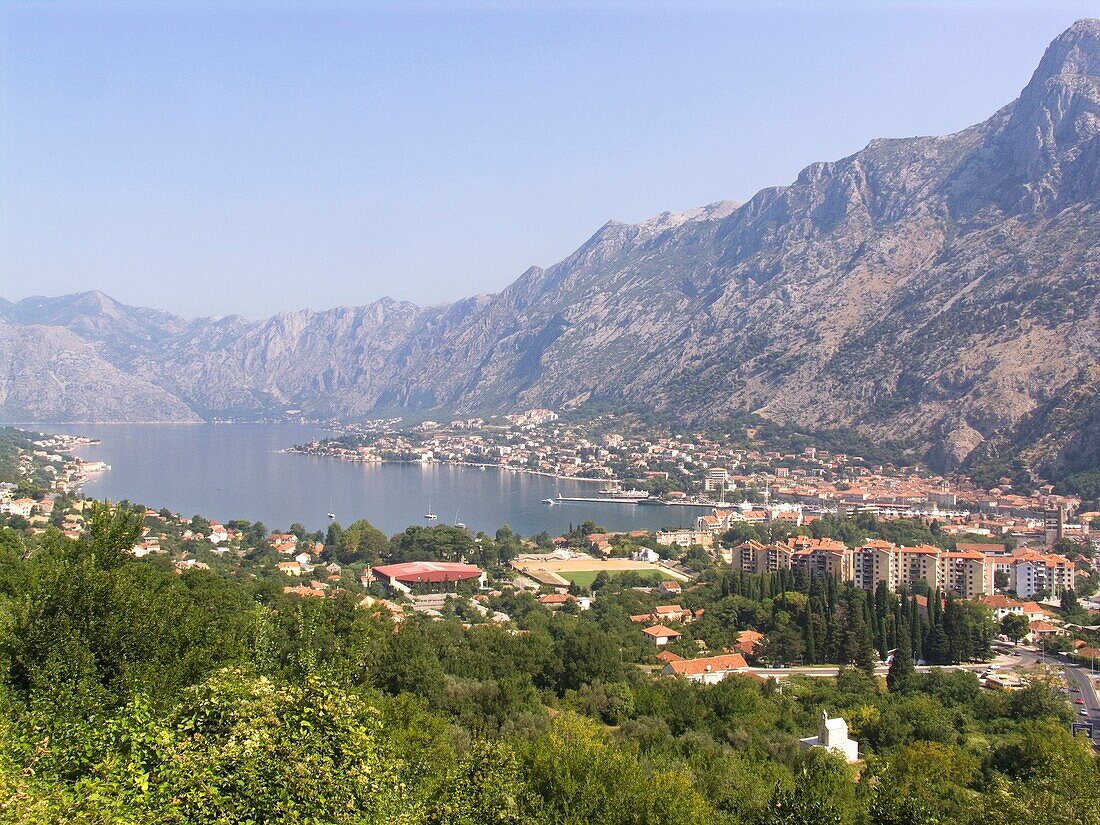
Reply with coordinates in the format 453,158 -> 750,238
424,503 -> 438,521
327,512 -> 336,520
542,498 -> 555,506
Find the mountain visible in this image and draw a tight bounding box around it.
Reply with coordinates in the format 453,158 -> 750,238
2,20 -> 1098,476
0,321 -> 200,423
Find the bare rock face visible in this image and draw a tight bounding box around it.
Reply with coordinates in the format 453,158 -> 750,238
1,21 -> 1098,475
0,322 -> 200,422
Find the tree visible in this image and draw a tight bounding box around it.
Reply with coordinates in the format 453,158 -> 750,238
1001,613 -> 1030,646
761,626 -> 804,666
335,519 -> 389,564
81,500 -> 143,570
768,748 -> 854,825
887,620 -> 915,692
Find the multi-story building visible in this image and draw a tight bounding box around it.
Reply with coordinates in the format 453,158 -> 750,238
731,540 -> 793,575
704,467 -> 730,493
735,534 -> 1072,601
938,550 -> 995,599
894,544 -> 941,591
852,539 -> 897,592
1011,550 -> 1074,597
786,536 -> 853,580
1044,507 -> 1065,547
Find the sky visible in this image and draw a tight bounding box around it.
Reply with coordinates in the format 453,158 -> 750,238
1,1 -> 1096,319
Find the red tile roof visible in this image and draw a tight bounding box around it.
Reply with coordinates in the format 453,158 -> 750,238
643,625 -> 682,639
666,653 -> 749,676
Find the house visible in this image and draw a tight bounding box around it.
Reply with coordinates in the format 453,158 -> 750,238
283,584 -> 325,598
979,594 -> 1025,621
652,604 -> 693,623
800,711 -> 859,763
737,629 -> 765,657
656,650 -> 684,664
357,595 -> 405,623
207,523 -> 229,544
538,593 -> 573,610
277,561 -> 303,577
588,533 -> 613,555
1021,601 -> 1053,621
173,558 -> 209,573
642,625 -> 682,646
1027,619 -> 1065,642
632,547 -> 660,563
655,529 -> 713,548
0,498 -> 35,518
662,653 -> 750,684
657,580 -> 682,597
130,539 -> 163,558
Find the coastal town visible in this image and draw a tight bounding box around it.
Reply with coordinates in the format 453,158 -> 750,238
292,409 -> 1092,547
5,419 -> 1099,690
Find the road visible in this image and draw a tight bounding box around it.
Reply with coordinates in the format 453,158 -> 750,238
750,653 -> 1016,680
1058,653 -> 1100,746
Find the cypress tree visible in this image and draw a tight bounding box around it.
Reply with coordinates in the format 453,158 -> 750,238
887,617 -> 914,692
909,596 -> 923,662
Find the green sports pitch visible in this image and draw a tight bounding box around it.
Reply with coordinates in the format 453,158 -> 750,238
556,568 -> 669,588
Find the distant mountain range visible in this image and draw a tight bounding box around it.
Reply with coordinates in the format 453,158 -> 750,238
3,20 -> 1098,478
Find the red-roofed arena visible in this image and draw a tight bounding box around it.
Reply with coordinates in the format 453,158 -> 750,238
372,561 -> 485,589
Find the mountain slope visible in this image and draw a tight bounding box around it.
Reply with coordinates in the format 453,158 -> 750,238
2,20 -> 1098,475
0,322 -> 200,423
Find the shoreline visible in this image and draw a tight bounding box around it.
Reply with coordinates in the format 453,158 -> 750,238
284,449 -> 612,485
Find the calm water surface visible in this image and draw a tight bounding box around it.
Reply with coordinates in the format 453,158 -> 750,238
15,423 -> 705,536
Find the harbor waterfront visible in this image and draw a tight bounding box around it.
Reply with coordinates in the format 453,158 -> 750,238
10,423 -> 711,535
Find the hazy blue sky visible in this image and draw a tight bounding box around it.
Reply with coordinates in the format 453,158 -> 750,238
1,1 -> 1095,318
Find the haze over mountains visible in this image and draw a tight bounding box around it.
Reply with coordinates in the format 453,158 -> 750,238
2,20 -> 1098,478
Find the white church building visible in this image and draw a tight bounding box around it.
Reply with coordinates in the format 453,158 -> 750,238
799,711 -> 859,763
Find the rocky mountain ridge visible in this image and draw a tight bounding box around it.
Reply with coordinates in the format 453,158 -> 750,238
2,20 -> 1098,476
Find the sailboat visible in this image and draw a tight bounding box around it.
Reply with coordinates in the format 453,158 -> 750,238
424,503 -> 438,522
454,509 -> 466,530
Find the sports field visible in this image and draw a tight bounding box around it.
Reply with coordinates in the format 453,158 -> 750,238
556,568 -> 668,588
511,555 -> 689,587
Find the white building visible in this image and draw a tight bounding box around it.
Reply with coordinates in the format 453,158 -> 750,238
800,711 -> 859,763
704,467 -> 729,493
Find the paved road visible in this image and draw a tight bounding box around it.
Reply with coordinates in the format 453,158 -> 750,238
995,643 -> 1100,747
1059,655 -> 1100,745
751,650 -> 1017,680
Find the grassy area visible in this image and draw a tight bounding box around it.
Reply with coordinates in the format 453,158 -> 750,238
557,568 -> 668,588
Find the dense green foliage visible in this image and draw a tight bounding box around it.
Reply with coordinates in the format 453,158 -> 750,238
0,508 -> 1097,824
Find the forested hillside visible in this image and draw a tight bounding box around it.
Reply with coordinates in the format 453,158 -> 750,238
0,503 -> 1097,824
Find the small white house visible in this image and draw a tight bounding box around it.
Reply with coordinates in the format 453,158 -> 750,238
800,711 -> 859,763
642,625 -> 682,646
